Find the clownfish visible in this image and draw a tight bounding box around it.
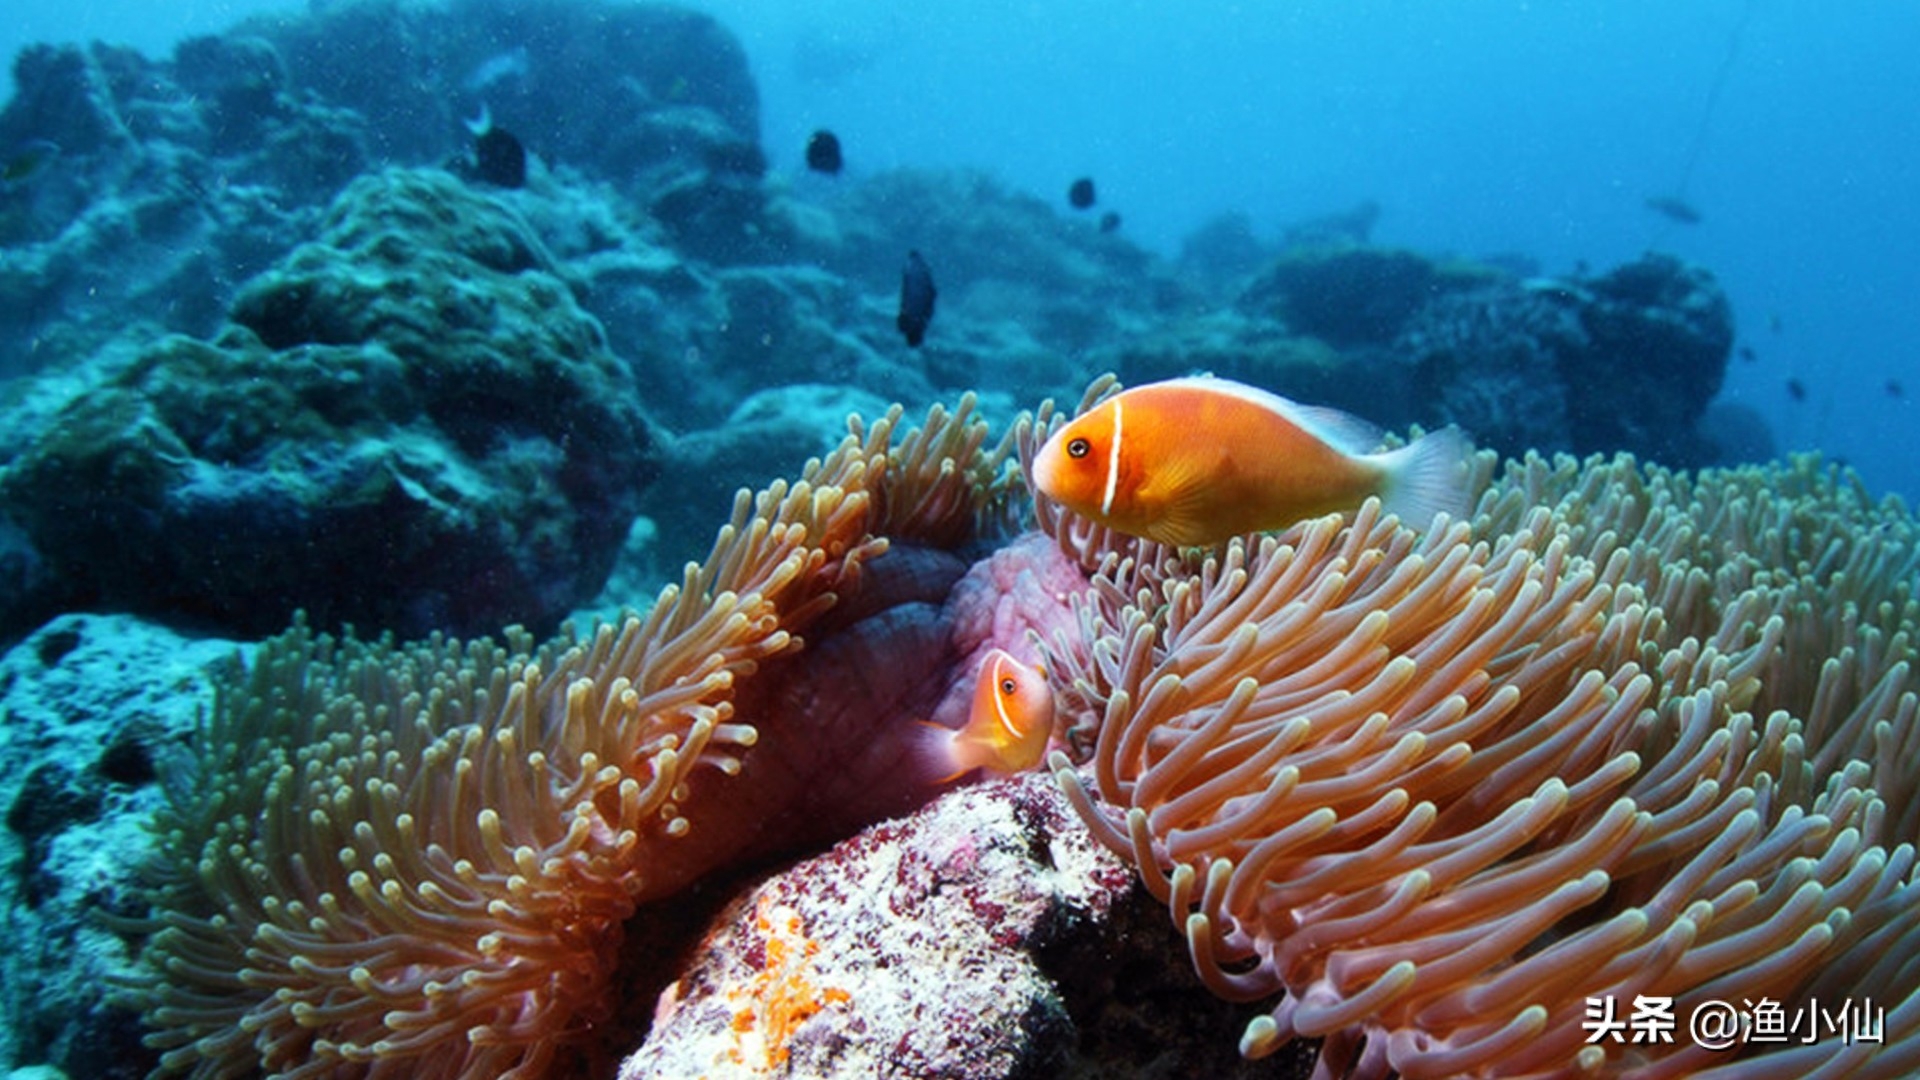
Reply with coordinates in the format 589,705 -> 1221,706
1031,376 -> 1471,547
923,649 -> 1055,783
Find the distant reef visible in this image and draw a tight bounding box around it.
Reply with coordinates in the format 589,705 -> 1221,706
0,0 -> 1749,644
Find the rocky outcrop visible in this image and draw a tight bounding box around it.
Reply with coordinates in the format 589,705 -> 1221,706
0,169 -> 659,640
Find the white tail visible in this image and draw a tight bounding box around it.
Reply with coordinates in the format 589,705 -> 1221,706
1375,427 -> 1474,529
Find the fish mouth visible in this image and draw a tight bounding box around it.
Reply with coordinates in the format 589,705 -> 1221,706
1029,443 -> 1063,502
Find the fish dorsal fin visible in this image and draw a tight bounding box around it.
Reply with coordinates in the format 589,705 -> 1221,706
1163,375 -> 1382,454
1285,402 -> 1384,454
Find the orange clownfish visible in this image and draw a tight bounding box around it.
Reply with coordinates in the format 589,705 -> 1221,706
1031,376 -> 1471,546
924,649 -> 1055,783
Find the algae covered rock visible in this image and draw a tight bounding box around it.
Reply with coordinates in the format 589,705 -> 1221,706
621,771 -> 1294,1079
1564,253 -> 1734,463
1397,253 -> 1734,465
0,0 -> 767,377
0,614 -> 233,1079
0,34 -> 369,373
252,0 -> 767,258
0,168 -> 659,641
1238,245 -> 1494,348
1399,280 -> 1587,459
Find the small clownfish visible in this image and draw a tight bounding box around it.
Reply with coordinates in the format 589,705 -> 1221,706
1031,375 -> 1471,547
924,649 -> 1055,783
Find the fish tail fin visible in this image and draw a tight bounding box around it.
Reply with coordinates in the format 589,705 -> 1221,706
1375,426 -> 1474,529
915,719 -> 976,785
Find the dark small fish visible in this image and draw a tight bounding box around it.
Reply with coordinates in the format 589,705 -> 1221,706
1786,378 -> 1808,402
1738,345 -> 1757,363
1098,211 -> 1122,234
466,105 -> 526,188
1068,177 -> 1096,210
1644,195 -> 1702,224
1888,379 -> 1906,399
1769,313 -> 1784,334
897,250 -> 937,348
806,129 -> 843,175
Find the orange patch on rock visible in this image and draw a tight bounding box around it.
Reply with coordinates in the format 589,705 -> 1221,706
724,896 -> 851,1068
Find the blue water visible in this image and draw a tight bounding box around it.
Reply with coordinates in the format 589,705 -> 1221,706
7,0 -> 1918,502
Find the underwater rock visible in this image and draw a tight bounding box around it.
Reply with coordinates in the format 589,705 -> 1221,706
1238,245 -> 1495,348
827,168 -> 1178,365
703,266 -> 917,417
1396,254 -> 1734,466
251,0 -> 760,196
637,384 -> 895,569
621,770 -> 1303,1079
0,614 -> 233,1079
1086,310 -> 1410,427
0,36 -> 370,375
0,168 -> 660,642
169,35 -> 294,157
1176,211 -> 1270,293
0,44 -> 136,160
1397,281 -> 1586,460
1564,253 -> 1734,465
626,106 -> 771,263
1699,399 -> 1779,466
1280,199 -> 1384,249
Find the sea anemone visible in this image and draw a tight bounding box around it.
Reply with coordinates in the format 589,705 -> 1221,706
122,397 -> 1041,1078
1044,405 -> 1920,1078
123,374 -> 1920,1078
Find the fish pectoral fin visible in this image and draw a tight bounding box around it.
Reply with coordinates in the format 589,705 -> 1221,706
1150,480 -> 1225,548
1135,450 -> 1228,547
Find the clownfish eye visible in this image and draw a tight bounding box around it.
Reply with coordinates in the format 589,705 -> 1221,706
1067,437 -> 1090,459
1000,677 -> 1018,695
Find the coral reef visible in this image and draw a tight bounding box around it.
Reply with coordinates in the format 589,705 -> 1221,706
1040,386 -> 1920,1076
0,0 -> 763,371
0,168 -> 658,641
1237,245 -> 1495,349
0,37 -> 364,366
1400,254 -> 1735,465
0,614 -> 234,1079
0,0 -> 1756,657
